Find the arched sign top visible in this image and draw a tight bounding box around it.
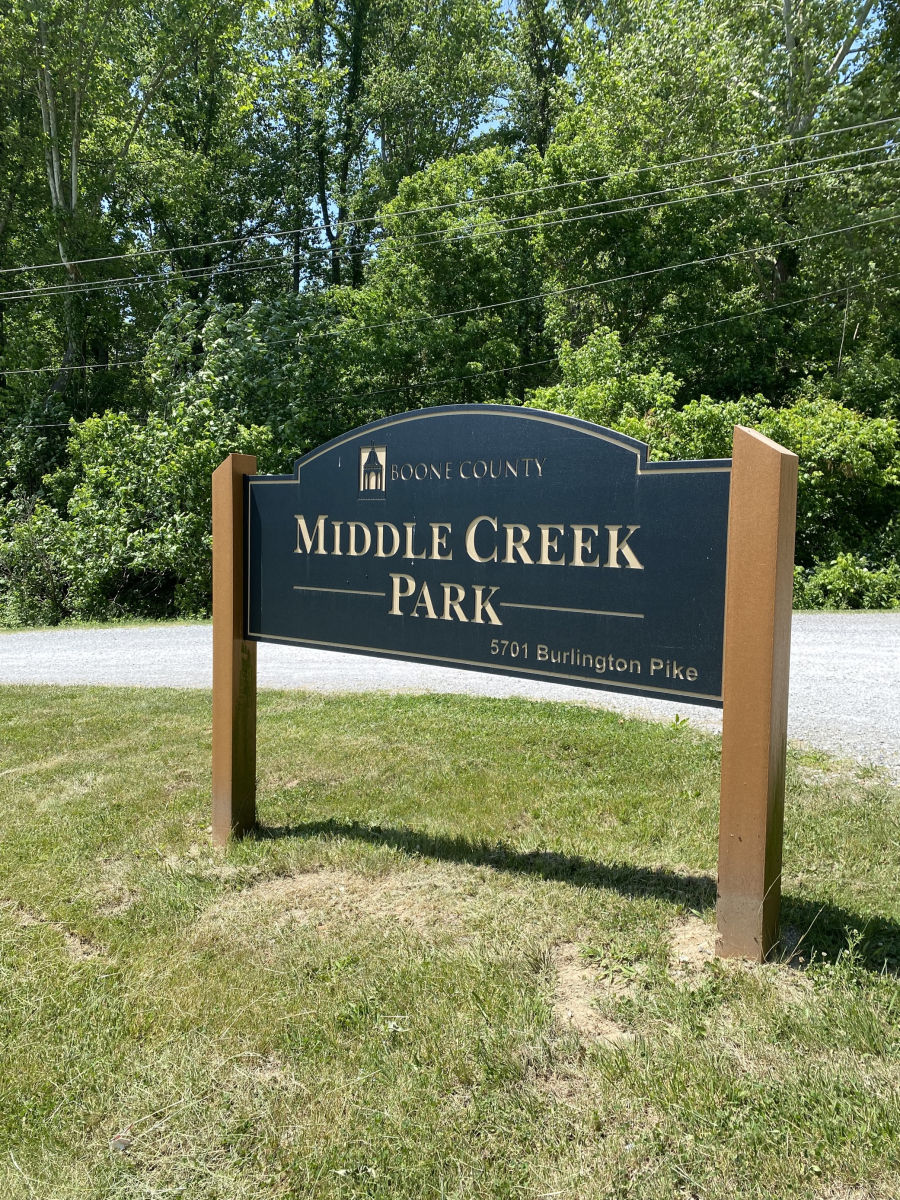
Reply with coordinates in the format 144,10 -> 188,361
246,403 -> 733,707
292,403 -> 732,479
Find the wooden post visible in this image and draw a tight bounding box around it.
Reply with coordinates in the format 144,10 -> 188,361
716,426 -> 798,960
212,453 -> 257,845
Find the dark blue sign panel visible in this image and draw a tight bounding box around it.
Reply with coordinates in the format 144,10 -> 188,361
245,405 -> 732,707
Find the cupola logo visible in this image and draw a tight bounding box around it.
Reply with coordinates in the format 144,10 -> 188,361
359,443 -> 387,497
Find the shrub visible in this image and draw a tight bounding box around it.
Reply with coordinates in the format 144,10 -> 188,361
794,554 -> 900,610
0,401 -> 273,625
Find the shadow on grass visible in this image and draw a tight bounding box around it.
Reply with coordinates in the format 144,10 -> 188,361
255,818 -> 900,971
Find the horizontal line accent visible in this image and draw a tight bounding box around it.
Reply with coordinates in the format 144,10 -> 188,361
245,630 -> 723,704
294,586 -> 386,597
499,602 -> 644,619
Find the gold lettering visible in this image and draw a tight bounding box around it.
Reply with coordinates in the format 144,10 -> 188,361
459,461 -> 472,479
630,660 -> 640,673
294,514 -> 328,555
686,667 -> 698,681
404,522 -> 427,559
604,525 -> 644,569
465,515 -> 498,562
331,521 -> 343,555
489,460 -> 502,478
347,521 -> 371,556
537,524 -> 565,565
650,657 -> 663,674
429,522 -> 452,561
411,581 -> 438,618
429,463 -> 442,480
537,643 -> 548,660
440,583 -> 468,621
473,460 -> 488,479
503,523 -> 533,564
471,585 -> 501,625
504,460 -> 517,478
569,524 -> 599,567
388,573 -> 416,615
375,522 -> 400,557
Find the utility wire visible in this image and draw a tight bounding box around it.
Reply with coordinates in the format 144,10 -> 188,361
4,141 -> 896,299
0,259 -> 882,433
3,237 -> 898,382
1,113 -> 897,279
378,142 -> 897,239
2,152 -> 896,305
286,211 -> 900,342
320,273 -> 900,408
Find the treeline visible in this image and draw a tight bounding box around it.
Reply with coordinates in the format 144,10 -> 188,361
1,0 -> 899,622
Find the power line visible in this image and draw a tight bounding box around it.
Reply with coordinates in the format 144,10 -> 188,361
3,152 -> 897,305
3,267 -> 897,410
292,212 -> 900,340
379,142 -> 897,240
1,113 -> 897,280
390,156 -> 898,251
649,271 -> 900,339
4,222 -> 898,382
296,273 -> 900,408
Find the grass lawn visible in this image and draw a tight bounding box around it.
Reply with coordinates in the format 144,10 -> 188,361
1,686 -> 899,1199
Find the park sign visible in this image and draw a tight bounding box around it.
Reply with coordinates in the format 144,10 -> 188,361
211,406 -> 799,964
245,406 -> 730,706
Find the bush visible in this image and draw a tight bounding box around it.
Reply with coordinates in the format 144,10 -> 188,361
0,401 -> 273,625
794,554 -> 900,610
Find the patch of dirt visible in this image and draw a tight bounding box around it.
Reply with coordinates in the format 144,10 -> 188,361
242,1053 -> 301,1090
535,1067 -> 594,1106
95,887 -> 135,916
62,930 -> 102,960
669,915 -> 715,981
670,915 -> 816,1006
196,865 -> 495,944
550,943 -> 634,1046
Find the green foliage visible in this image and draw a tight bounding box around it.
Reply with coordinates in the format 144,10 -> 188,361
0,402 -> 272,625
794,554 -> 900,609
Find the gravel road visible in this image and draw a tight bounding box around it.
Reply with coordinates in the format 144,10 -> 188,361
1,614 -> 898,778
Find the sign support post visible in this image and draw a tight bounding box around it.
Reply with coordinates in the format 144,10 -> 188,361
212,453 -> 258,845
716,427 -> 798,960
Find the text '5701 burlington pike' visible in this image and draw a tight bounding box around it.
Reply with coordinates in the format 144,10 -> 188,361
245,405 -> 732,706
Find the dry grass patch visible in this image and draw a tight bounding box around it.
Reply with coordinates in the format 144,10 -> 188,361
550,942 -> 635,1045
194,862 -> 517,949
2,899 -> 106,960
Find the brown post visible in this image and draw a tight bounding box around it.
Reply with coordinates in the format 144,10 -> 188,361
716,426 -> 798,961
212,453 -> 258,845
